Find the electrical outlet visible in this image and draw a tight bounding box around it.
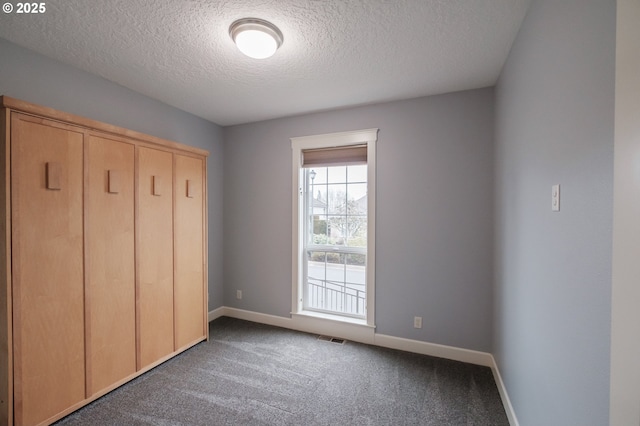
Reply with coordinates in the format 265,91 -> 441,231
414,316 -> 422,329
236,290 -> 242,300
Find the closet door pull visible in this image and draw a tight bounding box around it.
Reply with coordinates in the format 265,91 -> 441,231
186,179 -> 194,198
108,169 -> 119,194
152,175 -> 162,196
46,162 -> 61,190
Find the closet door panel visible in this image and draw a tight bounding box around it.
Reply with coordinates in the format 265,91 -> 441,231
137,147 -> 174,369
174,155 -> 206,349
87,135 -> 136,395
11,113 -> 85,425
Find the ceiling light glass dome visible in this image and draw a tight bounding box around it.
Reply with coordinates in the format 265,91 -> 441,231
229,18 -> 283,59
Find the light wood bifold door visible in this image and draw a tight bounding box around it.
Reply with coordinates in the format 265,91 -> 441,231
137,147 -> 175,369
11,114 -> 86,426
86,135 -> 136,396
174,154 -> 206,350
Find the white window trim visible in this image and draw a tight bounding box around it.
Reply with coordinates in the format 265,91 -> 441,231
291,128 -> 378,327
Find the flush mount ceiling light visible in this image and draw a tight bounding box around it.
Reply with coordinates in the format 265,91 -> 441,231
229,18 -> 283,59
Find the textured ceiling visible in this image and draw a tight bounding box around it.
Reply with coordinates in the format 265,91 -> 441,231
0,0 -> 530,126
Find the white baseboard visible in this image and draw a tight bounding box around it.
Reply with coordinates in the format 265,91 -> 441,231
208,306 -> 519,426
208,306 -> 226,322
374,333 -> 494,367
489,356 -> 520,426
214,307 -> 292,328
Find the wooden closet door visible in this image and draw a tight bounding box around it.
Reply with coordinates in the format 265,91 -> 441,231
11,113 -> 85,425
86,135 -> 136,395
137,147 -> 174,369
174,155 -> 206,350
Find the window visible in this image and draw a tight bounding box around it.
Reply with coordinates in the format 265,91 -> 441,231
304,164 -> 367,317
291,129 -> 377,325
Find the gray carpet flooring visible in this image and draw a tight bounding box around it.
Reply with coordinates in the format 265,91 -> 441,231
55,317 -> 509,425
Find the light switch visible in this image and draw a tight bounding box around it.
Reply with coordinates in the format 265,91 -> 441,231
552,184 -> 560,212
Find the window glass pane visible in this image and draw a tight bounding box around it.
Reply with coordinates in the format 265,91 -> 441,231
312,216 -> 328,244
325,254 -> 346,311
307,251 -> 326,274
306,251 -> 326,310
346,254 -> 366,315
327,215 -> 346,245
346,183 -> 367,215
347,165 -> 367,183
347,253 -> 366,268
310,186 -> 327,214
309,167 -> 327,185
327,184 -> 347,215
328,166 -> 346,184
345,217 -> 367,247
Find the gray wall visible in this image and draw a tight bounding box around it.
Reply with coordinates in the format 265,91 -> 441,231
494,0 -> 615,424
0,38 -> 225,310
224,88 -> 495,352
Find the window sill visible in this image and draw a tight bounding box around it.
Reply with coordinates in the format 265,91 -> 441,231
290,310 -> 376,344
292,310 -> 374,329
